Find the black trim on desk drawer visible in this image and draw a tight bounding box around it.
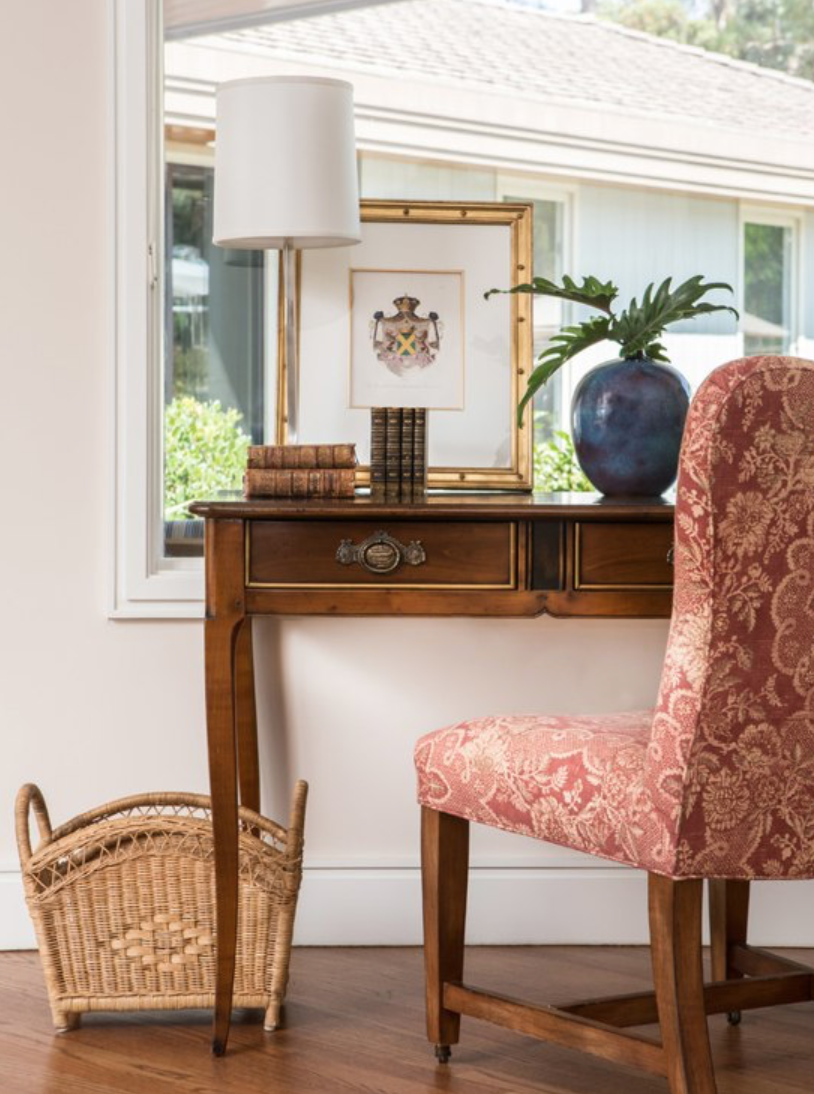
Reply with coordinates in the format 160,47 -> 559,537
530,521 -> 565,590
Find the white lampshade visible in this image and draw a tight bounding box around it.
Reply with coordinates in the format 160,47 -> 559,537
213,75 -> 361,250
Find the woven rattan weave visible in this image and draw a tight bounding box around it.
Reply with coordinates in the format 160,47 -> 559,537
15,783 -> 307,1033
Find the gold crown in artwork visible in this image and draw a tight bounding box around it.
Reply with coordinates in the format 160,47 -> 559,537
393,294 -> 420,310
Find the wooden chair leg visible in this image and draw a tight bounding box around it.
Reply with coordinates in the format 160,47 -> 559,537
649,875 -> 717,1094
421,807 -> 469,1062
709,879 -> 750,1024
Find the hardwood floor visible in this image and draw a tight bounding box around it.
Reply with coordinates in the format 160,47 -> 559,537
1,947 -> 813,1094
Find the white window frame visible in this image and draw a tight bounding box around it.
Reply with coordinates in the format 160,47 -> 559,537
738,203 -> 803,358
495,174 -> 576,297
113,0 -> 207,617
112,0 -> 360,619
163,146 -> 281,478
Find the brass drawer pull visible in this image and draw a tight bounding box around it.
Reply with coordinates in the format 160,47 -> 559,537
336,530 -> 427,575
666,546 -> 674,566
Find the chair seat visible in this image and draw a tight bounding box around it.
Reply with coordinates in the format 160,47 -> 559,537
415,710 -> 666,871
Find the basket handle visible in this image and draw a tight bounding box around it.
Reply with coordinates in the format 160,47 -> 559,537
15,784 -> 53,866
287,780 -> 309,855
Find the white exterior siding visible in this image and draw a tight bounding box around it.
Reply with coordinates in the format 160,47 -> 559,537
564,185 -> 743,402
360,155 -> 497,202
577,184 -> 740,335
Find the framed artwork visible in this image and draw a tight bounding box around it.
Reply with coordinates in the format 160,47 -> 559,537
277,200 -> 534,490
349,269 -> 465,410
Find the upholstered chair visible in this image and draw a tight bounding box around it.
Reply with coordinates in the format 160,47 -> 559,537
414,355 -> 814,1094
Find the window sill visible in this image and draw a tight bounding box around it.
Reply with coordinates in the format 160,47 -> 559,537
111,558 -> 204,620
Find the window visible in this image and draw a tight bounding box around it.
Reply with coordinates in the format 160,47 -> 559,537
163,159 -> 267,558
742,215 -> 796,356
118,1 -> 805,615
498,188 -> 568,446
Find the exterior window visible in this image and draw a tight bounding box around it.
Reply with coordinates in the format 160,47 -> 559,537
163,161 -> 266,557
502,195 -> 565,445
743,220 -> 794,356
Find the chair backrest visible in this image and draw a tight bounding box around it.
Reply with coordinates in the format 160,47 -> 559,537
646,355 -> 814,878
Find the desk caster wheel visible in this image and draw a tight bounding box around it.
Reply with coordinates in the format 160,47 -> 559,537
727,1011 -> 742,1026
435,1044 -> 451,1064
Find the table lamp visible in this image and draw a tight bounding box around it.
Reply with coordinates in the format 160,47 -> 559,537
212,75 -> 361,443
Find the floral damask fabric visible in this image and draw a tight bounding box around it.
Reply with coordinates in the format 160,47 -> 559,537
414,710 -> 661,868
415,356 -> 814,878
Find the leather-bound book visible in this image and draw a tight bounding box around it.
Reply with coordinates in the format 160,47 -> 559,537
385,408 -> 402,498
244,468 -> 356,498
247,444 -> 356,469
370,408 -> 386,499
412,409 -> 428,493
400,409 -> 415,492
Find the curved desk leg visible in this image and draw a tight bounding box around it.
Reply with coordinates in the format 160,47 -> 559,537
235,618 -> 260,814
204,519 -> 245,1056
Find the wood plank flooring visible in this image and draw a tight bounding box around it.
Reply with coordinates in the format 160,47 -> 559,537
1,947 -> 813,1093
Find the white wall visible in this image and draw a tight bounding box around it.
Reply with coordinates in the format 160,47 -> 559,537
2,0 -> 813,952
0,1 -> 208,945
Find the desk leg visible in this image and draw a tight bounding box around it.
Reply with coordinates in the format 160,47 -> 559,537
235,618 -> 260,814
204,519 -> 244,1057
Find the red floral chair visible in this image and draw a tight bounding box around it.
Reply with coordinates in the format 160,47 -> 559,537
415,355 -> 814,1094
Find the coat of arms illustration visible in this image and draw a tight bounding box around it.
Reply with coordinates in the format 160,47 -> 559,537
370,295 -> 444,377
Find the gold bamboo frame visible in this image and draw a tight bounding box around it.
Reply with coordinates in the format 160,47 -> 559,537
276,200 -> 534,491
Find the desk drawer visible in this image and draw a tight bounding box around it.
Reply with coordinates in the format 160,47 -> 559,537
575,522 -> 674,590
247,520 -> 516,589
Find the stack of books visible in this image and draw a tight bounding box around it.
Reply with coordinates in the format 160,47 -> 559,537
370,408 -> 427,500
243,444 -> 357,498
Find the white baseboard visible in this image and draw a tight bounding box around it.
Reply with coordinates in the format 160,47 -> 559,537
293,867 -> 650,945
4,867 -> 814,950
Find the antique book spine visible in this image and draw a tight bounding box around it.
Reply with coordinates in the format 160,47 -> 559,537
243,468 -> 356,498
412,408 -> 428,492
400,409 -> 415,494
369,408 -> 387,499
247,444 -> 356,469
385,408 -> 402,498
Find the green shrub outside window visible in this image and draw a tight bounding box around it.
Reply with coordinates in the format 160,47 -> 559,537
164,396 -> 251,521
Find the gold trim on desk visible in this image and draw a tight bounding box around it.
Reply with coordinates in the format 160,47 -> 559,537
573,522 -> 674,592
245,521 -> 518,592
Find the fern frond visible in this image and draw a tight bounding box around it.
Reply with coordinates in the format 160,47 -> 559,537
487,274 -> 619,314
610,276 -> 739,358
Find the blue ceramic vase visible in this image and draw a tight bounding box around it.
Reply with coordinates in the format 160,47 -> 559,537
571,357 -> 690,496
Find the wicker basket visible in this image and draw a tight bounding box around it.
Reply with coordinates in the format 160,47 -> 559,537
15,782 -> 307,1033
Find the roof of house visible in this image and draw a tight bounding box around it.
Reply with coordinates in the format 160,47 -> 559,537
217,0 -> 814,140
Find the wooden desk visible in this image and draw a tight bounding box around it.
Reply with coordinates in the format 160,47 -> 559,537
188,492 -> 675,1053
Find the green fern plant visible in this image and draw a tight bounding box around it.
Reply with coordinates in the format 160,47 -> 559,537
486,274 -> 738,424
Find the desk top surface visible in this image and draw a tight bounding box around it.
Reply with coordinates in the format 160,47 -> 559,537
189,491 -> 675,521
